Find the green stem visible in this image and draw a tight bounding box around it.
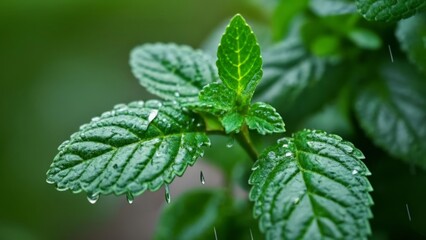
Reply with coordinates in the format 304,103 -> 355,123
236,125 -> 258,162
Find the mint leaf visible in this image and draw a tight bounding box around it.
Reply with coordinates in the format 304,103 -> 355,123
250,129 -> 373,239
46,100 -> 210,199
347,28 -> 382,50
130,43 -> 218,103
355,63 -> 426,169
255,35 -> 326,110
217,14 -> 262,105
396,13 -> 426,73
154,190 -> 232,240
221,112 -> 245,134
187,83 -> 236,115
310,0 -> 356,16
356,0 -> 426,22
246,102 -> 285,135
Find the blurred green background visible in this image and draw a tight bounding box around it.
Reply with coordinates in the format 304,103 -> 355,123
0,1 -> 260,239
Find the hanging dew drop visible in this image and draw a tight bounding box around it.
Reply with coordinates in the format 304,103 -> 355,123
200,171 -> 206,185
148,109 -> 159,123
87,193 -> 99,204
126,192 -> 134,204
165,184 -> 171,204
226,137 -> 234,148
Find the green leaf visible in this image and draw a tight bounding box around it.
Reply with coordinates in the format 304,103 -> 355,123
154,189 -> 232,240
246,102 -> 285,135
255,35 -> 326,110
217,14 -> 263,105
355,63 -> 426,169
221,112 -> 244,134
356,0 -> 426,22
250,129 -> 373,239
347,28 -> 382,50
46,100 -> 210,200
130,43 -> 218,103
186,83 -> 236,116
396,13 -> 426,73
309,0 -> 357,16
272,0 -> 308,40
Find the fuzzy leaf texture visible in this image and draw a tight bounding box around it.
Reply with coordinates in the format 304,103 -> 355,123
355,63 -> 426,169
356,0 -> 426,22
46,100 -> 210,200
396,13 -> 426,73
130,43 -> 218,103
217,14 -> 263,104
250,129 -> 373,240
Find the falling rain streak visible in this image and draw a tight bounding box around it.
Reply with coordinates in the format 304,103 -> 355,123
200,171 -> 206,185
214,227 -> 218,240
406,203 -> 412,221
165,184 -> 171,203
388,44 -> 394,62
250,228 -> 254,240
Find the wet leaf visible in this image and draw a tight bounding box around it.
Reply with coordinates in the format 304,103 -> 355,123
246,102 -> 285,135
356,0 -> 426,22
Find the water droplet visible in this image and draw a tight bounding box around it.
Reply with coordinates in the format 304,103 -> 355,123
226,137 -> 234,148
148,109 -> 159,123
250,228 -> 254,240
127,192 -> 134,204
293,197 -> 300,204
214,226 -> 218,240
196,123 -> 202,128
285,152 -> 293,157
352,169 -> 358,175
174,92 -> 180,97
268,151 -> 276,159
87,193 -> 99,204
164,184 -> 171,204
200,171 -> 205,184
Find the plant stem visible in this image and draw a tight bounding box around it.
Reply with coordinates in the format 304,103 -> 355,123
236,125 -> 258,162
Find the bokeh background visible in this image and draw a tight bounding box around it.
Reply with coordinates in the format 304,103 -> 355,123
0,1 -> 261,239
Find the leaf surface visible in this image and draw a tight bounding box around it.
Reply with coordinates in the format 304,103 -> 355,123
356,0 -> 426,21
355,63 -> 426,169
396,13 -> 426,73
246,102 -> 285,135
217,14 -> 263,104
46,100 -> 210,199
310,0 -> 356,16
250,129 -> 373,239
130,43 -> 218,103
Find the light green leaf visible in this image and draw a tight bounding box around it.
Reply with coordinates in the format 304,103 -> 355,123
310,0 -> 357,16
221,112 -> 244,134
246,102 -> 285,135
356,0 -> 426,22
186,82 -> 236,116
355,63 -> 426,169
217,14 -> 263,104
396,13 -> 426,73
347,28 -> 382,50
250,129 -> 373,239
130,43 -> 218,103
272,0 -> 308,40
46,100 -> 210,200
154,190 -> 232,240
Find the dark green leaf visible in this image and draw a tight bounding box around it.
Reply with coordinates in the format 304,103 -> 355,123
250,129 -> 373,239
396,13 -> 426,73
46,100 -> 210,200
356,0 -> 426,22
309,0 -> 357,16
246,102 -> 285,135
355,63 -> 426,169
217,14 -> 262,104
130,43 -> 218,103
154,189 -> 232,240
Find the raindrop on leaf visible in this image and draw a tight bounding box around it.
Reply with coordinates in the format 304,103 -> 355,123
87,193 -> 99,204
148,109 -> 159,123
